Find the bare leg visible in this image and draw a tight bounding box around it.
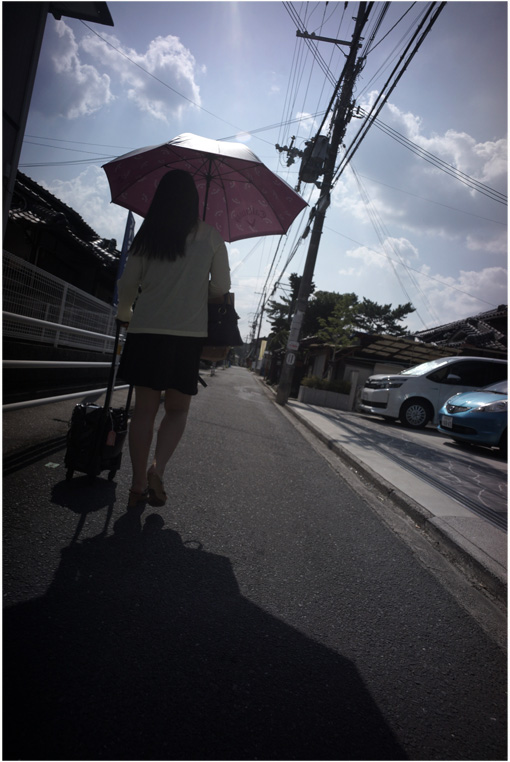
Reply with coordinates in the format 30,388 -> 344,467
150,388 -> 192,479
128,386 -> 161,493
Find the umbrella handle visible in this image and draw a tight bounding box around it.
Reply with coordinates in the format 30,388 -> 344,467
202,158 -> 213,220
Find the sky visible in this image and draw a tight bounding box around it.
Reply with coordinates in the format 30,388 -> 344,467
18,0 -> 508,342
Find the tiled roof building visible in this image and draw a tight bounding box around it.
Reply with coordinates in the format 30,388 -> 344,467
4,172 -> 120,303
412,305 -> 507,356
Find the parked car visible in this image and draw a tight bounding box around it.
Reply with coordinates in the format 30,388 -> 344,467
437,379 -> 507,454
359,356 -> 507,429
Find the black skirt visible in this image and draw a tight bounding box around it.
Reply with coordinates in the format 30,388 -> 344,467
118,333 -> 204,395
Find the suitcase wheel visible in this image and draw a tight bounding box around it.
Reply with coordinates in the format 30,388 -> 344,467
66,469 -> 74,481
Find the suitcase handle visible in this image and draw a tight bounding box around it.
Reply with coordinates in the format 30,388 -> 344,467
104,321 -> 123,411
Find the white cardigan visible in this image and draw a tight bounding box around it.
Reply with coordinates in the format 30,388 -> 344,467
116,220 -> 231,337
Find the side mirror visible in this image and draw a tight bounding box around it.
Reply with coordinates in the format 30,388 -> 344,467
446,374 -> 461,384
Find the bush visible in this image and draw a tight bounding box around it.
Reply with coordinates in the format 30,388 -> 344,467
300,375 -> 351,394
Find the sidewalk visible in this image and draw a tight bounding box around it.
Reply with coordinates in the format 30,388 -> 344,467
263,385 -> 507,604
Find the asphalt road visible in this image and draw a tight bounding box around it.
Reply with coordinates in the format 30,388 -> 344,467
3,367 -> 507,760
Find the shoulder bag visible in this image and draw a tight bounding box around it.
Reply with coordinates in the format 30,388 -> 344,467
201,293 -> 243,362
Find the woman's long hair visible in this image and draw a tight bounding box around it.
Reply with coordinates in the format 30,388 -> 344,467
130,170 -> 199,260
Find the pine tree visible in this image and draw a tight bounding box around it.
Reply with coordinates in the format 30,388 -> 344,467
353,298 -> 415,335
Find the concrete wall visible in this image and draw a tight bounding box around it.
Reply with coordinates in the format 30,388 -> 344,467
298,371 -> 359,411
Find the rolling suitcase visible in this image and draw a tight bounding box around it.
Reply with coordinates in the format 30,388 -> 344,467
65,321 -> 133,481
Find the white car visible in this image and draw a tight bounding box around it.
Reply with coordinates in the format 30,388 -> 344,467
359,356 -> 507,429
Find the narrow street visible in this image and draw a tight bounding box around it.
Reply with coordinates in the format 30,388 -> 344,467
3,367 -> 506,760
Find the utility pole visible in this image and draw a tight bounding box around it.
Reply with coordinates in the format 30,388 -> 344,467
276,2 -> 371,406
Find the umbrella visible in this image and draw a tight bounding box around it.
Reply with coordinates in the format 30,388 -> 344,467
102,133 -> 307,243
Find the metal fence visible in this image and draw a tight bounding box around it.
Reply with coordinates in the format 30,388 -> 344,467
3,250 -> 116,353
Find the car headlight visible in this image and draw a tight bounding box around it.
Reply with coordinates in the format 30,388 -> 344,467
474,400 -> 508,413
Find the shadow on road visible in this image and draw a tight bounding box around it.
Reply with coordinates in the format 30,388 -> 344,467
4,488 -> 405,761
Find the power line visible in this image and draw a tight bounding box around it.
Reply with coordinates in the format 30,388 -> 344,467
364,2 -> 416,55
283,3 -> 337,88
333,2 -> 447,185
355,108 -> 507,205
79,20 -> 275,147
350,164 -> 437,327
25,135 -> 134,151
356,172 -> 507,225
361,2 -> 390,57
19,157 -> 115,168
357,4 -> 431,100
23,140 -> 116,157
324,225 -> 501,309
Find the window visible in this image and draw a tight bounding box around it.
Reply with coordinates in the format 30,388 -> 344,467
485,362 -> 507,385
428,360 -> 506,387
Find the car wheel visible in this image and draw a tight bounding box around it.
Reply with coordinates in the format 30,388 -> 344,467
399,398 -> 432,429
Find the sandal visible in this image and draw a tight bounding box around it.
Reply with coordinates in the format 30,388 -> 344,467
147,471 -> 167,506
127,487 -> 149,509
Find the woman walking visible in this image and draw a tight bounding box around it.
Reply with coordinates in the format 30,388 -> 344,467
116,170 -> 231,507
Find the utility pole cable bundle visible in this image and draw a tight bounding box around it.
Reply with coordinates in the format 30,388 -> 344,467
276,2 -> 372,406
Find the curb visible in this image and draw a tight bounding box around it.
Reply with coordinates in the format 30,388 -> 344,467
256,377 -> 507,604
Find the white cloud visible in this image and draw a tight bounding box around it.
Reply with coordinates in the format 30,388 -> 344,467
41,165 -> 141,244
331,230 -> 506,331
413,266 -> 508,330
80,30 -> 202,122
331,170 -> 404,223
34,19 -> 202,123
38,20 -> 114,118
466,231 -> 507,254
350,94 -> 507,252
344,237 -> 419,272
295,112 -> 319,138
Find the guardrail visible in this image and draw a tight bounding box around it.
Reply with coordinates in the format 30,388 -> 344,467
3,250 -> 117,353
4,360 -> 113,368
3,311 -> 126,410
3,385 -> 130,412
3,311 -> 116,342
3,313 -> 123,368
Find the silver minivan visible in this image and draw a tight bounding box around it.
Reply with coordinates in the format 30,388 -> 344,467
359,356 -> 507,429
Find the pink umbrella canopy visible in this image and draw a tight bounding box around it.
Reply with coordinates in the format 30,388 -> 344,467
102,133 -> 307,243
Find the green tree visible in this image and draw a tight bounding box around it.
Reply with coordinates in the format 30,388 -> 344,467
316,293 -> 359,349
267,277 -> 415,352
317,295 -> 415,352
302,290 -> 344,337
353,298 -> 415,335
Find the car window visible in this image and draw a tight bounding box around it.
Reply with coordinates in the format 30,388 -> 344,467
401,358 -> 449,376
428,361 -> 503,387
454,361 -> 498,386
485,379 -> 508,394
484,363 -> 507,384
427,365 -> 453,383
